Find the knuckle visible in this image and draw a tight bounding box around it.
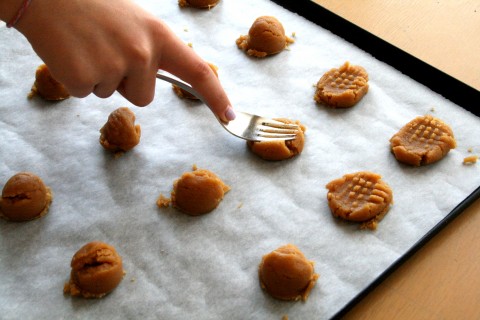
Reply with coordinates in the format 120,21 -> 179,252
128,44 -> 152,68
192,61 -> 213,81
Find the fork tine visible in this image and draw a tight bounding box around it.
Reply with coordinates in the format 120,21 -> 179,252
260,119 -> 300,130
257,126 -> 299,134
255,133 -> 298,141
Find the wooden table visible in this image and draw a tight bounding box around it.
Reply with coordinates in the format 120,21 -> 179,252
312,1 -> 480,318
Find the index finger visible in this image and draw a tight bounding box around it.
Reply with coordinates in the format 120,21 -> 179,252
156,26 -> 235,122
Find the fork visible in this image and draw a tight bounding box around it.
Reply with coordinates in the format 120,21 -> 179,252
156,71 -> 299,141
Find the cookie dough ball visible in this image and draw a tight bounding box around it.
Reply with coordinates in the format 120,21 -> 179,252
259,244 -> 319,301
64,241 -> 124,298
171,167 -> 230,216
390,115 -> 456,166
178,0 -> 220,9
0,172 -> 52,222
314,62 -> 369,108
99,107 -> 141,153
29,64 -> 70,101
173,63 -> 218,99
326,171 -> 393,230
247,119 -> 306,161
236,16 -> 294,58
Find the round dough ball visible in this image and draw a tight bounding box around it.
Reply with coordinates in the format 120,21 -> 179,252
64,241 -> 124,298
30,64 -> 70,101
99,107 -> 141,152
259,244 -> 319,301
247,119 -> 306,161
171,168 -> 230,216
178,0 -> 220,8
0,172 -> 52,222
236,16 -> 294,58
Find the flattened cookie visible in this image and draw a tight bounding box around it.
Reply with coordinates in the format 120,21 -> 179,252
326,171 -> 393,230
390,115 -> 456,166
314,62 -> 368,108
247,119 -> 306,161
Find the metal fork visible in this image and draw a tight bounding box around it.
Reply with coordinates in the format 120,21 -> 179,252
156,71 -> 298,141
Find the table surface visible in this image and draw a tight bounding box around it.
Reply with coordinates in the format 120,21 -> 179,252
312,1 -> 480,319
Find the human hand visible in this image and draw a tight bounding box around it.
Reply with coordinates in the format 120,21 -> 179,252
10,0 -> 235,121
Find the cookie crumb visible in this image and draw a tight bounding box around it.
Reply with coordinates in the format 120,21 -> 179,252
463,155 -> 478,165
156,194 -> 171,208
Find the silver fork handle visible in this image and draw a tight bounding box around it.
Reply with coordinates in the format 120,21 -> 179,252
156,71 -> 206,103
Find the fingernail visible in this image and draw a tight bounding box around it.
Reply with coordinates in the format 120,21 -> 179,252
224,106 -> 236,121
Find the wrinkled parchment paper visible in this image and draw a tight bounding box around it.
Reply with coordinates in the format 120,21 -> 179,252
1,1 -> 480,319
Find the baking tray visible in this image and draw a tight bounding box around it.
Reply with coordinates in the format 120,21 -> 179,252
1,1 -> 480,319
271,0 -> 480,318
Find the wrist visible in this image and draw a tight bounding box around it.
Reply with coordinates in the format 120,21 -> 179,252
1,0 -> 33,28
0,0 -> 24,22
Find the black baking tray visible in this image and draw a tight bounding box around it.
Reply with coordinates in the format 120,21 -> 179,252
270,0 -> 480,318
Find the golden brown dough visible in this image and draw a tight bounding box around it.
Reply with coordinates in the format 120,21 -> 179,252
259,244 -> 319,301
173,63 -> 218,99
236,16 -> 294,58
0,172 -> 52,222
326,171 -> 393,230
29,64 -> 70,101
314,62 -> 369,108
178,0 -> 220,9
171,167 -> 230,216
463,155 -> 478,165
99,107 -> 141,153
247,119 -> 306,161
64,241 -> 124,299
390,115 -> 456,166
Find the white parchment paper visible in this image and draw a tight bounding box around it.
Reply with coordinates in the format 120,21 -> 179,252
1,0 -> 480,319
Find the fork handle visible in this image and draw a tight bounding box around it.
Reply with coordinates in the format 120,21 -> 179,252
156,71 -> 206,103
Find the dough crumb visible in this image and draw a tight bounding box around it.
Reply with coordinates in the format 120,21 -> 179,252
463,155 -> 478,165
156,194 -> 171,208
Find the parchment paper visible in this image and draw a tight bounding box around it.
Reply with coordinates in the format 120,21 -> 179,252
1,0 -> 480,319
